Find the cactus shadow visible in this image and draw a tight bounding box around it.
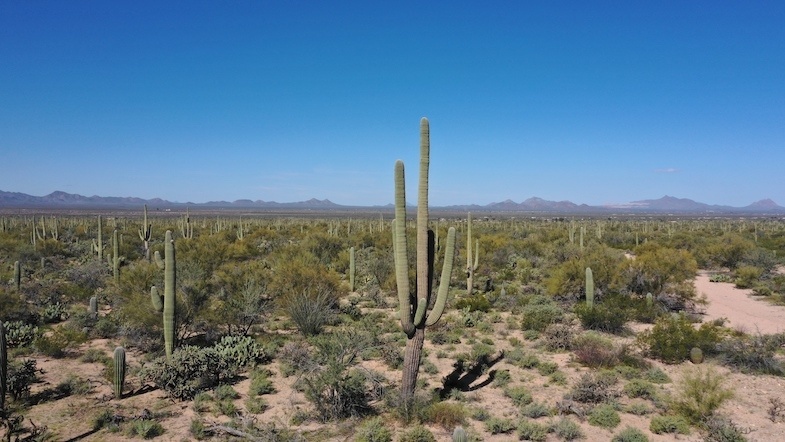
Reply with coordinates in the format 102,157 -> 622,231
437,351 -> 504,400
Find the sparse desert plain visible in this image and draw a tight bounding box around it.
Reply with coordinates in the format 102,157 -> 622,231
2,213 -> 785,442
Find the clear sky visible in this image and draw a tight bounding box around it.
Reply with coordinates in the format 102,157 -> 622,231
1,1 -> 783,207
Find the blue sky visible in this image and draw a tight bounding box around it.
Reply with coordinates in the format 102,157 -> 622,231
1,1 -> 783,207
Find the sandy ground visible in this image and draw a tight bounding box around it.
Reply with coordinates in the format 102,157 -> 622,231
695,271 -> 785,335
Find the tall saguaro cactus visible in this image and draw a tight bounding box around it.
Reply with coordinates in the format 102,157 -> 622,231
585,267 -> 595,308
92,215 -> 103,260
466,212 -> 479,295
151,231 -> 177,357
1,322 -> 6,411
394,117 -> 457,407
349,246 -> 356,292
112,229 -> 120,283
138,204 -> 152,261
13,260 -> 20,292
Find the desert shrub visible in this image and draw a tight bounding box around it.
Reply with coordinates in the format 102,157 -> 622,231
552,417 -> 584,440
213,334 -> 269,369
506,349 -> 540,369
301,329 -> 373,421
734,265 -> 763,289
127,419 -> 164,439
649,414 -> 691,434
7,359 -> 39,401
212,384 -> 239,401
425,401 -> 466,430
669,367 -> 734,425
588,403 -> 621,429
623,379 -> 657,400
642,367 -> 671,384
493,369 -> 512,387
716,333 -> 785,375
354,416 -> 392,442
517,419 -> 548,441
703,414 -> 749,442
637,314 -> 725,364
572,331 -> 622,368
485,416 -> 516,434
455,294 -> 491,312
568,371 -> 619,404
521,402 -> 551,419
537,361 -> 559,376
277,339 -> 314,376
520,297 -> 565,332
33,325 -> 87,358
139,345 -> 234,400
280,287 -> 337,335
2,321 -> 38,348
751,285 -> 773,296
57,374 -> 93,396
397,424 -> 436,442
611,426 -> 649,442
542,323 -> 575,351
245,395 -> 268,414
248,368 -> 275,396
504,385 -> 533,406
574,294 -> 630,333
624,402 -> 651,416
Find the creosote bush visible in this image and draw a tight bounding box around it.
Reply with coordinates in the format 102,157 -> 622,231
669,366 -> 734,426
638,314 -> 725,364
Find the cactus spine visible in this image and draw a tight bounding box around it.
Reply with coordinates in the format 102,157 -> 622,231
585,267 -> 594,308
1,322 -> 6,410
138,204 -> 152,261
113,346 -> 126,399
466,213 -> 479,296
349,246 -> 356,292
394,117 -> 457,406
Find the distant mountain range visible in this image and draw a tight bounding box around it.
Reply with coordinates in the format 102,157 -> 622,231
0,190 -> 783,214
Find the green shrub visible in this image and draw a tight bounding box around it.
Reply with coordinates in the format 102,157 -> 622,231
542,323 -> 575,351
424,401 -> 466,430
624,402 -> 651,416
280,288 -> 337,336
611,426 -> 649,442
572,332 -> 622,368
248,368 -> 276,396
493,369 -> 512,387
485,417 -> 516,434
717,333 -> 785,375
569,371 -> 619,404
734,265 -> 762,289
642,367 -> 671,384
7,359 -> 39,401
517,419 -> 548,441
649,414 -> 690,434
33,325 -> 87,358
623,379 -> 657,400
355,416 -> 392,442
703,414 -> 748,442
504,385 -> 533,406
520,297 -> 564,332
521,401 -> 550,418
669,367 -> 734,425
397,424 -> 436,442
552,417 -> 584,440
588,403 -> 621,429
212,384 -> 239,401
455,294 -> 491,312
245,395 -> 268,414
574,296 -> 629,333
638,314 -> 725,364
537,361 -> 559,376
127,419 -> 164,439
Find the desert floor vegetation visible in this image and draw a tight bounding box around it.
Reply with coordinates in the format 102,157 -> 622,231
1,210 -> 785,441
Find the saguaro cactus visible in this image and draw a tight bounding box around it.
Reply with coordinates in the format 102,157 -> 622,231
138,204 -> 152,261
89,296 -> 98,318
1,322 -> 6,410
394,117 -> 457,406
151,231 -> 177,357
349,246 -> 356,292
112,229 -> 120,283
113,346 -> 126,399
13,260 -> 20,292
466,212 -> 479,295
452,426 -> 468,442
585,267 -> 594,308
92,215 -> 103,259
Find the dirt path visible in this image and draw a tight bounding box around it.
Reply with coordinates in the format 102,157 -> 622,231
695,270 -> 785,334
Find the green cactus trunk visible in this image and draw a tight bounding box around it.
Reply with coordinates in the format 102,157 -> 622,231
89,296 -> 98,318
13,260 -> 20,292
395,118 -> 457,408
349,246 -> 356,292
466,213 -> 479,296
163,230 -> 176,358
585,267 -> 594,308
112,229 -> 120,283
452,426 -> 468,442
113,346 -> 126,399
138,204 -> 152,261
1,322 -> 6,411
